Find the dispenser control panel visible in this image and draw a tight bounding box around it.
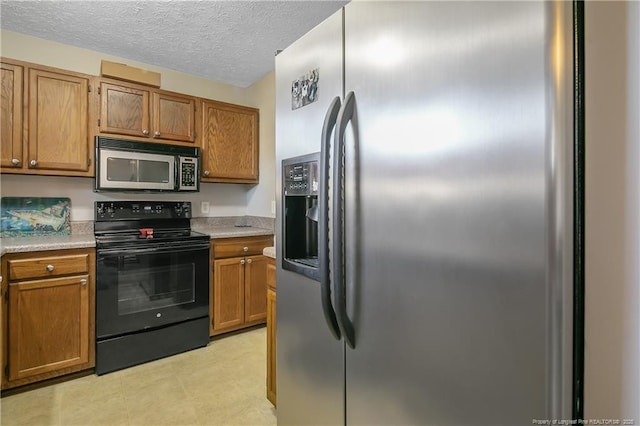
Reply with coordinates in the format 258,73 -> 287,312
284,157 -> 318,196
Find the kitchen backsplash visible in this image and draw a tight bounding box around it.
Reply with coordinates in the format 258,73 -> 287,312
1,197 -> 71,237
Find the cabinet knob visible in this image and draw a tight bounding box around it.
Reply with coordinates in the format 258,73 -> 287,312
203,170 -> 210,177
142,129 -> 150,135
30,159 -> 38,167
240,259 -> 246,265
46,264 -> 54,272
247,258 -> 253,264
80,279 -> 87,286
11,158 -> 19,166
154,131 -> 161,137
243,247 -> 248,252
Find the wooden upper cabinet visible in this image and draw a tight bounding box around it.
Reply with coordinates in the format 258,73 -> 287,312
200,100 -> 259,183
98,80 -> 196,144
0,62 -> 24,169
28,67 -> 91,174
0,59 -> 94,177
153,92 -> 196,142
99,81 -> 150,138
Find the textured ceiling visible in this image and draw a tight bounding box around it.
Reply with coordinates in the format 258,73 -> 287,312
0,0 -> 346,87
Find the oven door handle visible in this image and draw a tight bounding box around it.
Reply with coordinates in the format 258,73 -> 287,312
97,243 -> 210,256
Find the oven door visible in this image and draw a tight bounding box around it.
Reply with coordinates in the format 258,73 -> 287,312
96,240 -> 209,339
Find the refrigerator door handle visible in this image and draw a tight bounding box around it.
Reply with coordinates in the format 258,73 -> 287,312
333,91 -> 357,349
319,96 -> 342,340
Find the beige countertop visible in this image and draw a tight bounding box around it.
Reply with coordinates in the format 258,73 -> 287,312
0,227 -> 274,256
0,234 -> 96,256
263,246 -> 275,259
192,225 -> 273,240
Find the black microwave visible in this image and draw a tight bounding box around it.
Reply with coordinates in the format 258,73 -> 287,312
95,137 -> 200,192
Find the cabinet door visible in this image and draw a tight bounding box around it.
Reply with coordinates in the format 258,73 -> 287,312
28,68 -> 90,173
0,62 -> 23,169
200,100 -> 259,183
244,255 -> 268,323
99,82 -> 150,138
266,287 -> 277,406
212,257 -> 245,332
152,92 -> 196,142
8,275 -> 90,381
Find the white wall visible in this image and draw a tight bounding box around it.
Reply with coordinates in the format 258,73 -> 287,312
0,30 -> 276,220
585,1 -> 640,419
246,71 -> 276,218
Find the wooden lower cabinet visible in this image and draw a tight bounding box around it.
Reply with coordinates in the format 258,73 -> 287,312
245,256 -> 269,323
266,258 -> 276,406
1,248 -> 95,390
210,236 -> 272,336
212,257 -> 245,331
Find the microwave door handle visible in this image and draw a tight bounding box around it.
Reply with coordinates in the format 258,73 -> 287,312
175,157 -> 180,191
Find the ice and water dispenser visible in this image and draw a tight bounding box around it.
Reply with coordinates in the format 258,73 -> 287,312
282,153 -> 320,281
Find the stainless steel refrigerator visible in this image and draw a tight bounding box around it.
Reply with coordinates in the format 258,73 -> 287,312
275,2 -> 584,425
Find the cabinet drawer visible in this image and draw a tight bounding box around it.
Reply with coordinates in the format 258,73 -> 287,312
7,253 -> 90,281
213,236 -> 273,259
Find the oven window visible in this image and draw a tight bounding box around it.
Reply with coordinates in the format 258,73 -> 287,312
118,264 -> 195,315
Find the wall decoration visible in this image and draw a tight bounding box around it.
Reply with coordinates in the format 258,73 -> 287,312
292,68 -> 319,110
1,197 -> 71,237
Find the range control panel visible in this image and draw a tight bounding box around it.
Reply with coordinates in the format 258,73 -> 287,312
283,157 -> 319,196
95,201 -> 192,220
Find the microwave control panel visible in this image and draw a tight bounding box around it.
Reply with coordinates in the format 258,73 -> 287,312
178,156 -> 198,191
284,158 -> 318,196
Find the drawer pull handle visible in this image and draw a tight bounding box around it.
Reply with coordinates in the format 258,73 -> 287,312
80,279 -> 87,286
142,129 -> 150,136
243,247 -> 249,252
247,259 -> 252,264
46,264 -> 54,272
240,259 -> 246,265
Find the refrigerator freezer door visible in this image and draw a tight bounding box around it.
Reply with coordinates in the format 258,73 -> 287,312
275,9 -> 345,426
343,2 -> 574,425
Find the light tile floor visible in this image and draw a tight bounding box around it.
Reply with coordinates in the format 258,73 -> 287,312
0,327 -> 276,426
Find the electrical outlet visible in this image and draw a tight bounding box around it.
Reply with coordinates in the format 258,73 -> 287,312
271,200 -> 276,215
201,201 -> 210,214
